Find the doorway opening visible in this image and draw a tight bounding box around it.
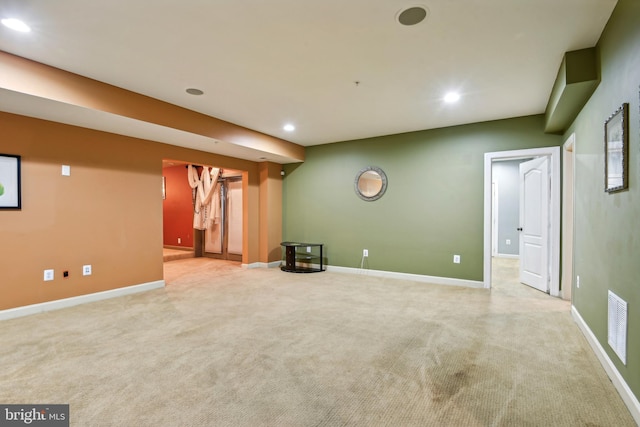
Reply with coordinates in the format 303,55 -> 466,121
162,161 -> 244,264
490,158 -> 533,291
483,147 -> 561,296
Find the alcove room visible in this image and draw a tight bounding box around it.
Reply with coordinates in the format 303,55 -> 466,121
162,160 -> 245,264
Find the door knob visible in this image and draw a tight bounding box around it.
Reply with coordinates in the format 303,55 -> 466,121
517,227 -> 523,231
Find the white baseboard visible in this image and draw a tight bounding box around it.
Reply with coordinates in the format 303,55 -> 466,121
253,260 -> 483,289
241,260 -> 484,288
572,305 -> 640,424
325,265 -> 485,289
0,280 -> 165,321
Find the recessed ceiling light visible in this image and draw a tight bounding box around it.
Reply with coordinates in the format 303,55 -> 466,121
1,18 -> 31,33
283,124 -> 295,132
444,92 -> 461,103
397,6 -> 429,26
186,88 -> 204,95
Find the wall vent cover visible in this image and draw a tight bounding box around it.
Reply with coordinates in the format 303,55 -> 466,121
608,290 -> 627,365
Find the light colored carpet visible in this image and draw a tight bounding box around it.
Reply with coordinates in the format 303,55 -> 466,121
0,258 -> 635,426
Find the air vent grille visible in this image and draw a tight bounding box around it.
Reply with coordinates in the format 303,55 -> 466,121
608,290 -> 627,365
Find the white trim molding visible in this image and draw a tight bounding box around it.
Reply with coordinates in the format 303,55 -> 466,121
572,306 -> 640,424
326,265 -> 484,288
0,280 -> 165,321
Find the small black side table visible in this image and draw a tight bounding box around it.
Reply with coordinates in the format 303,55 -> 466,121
280,242 -> 324,273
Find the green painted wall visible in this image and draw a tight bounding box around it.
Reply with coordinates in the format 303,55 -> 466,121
567,0 -> 640,401
283,115 -> 560,281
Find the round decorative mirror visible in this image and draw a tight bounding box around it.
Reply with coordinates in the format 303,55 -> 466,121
354,166 -> 388,201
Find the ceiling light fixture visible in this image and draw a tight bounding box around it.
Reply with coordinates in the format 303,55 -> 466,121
396,6 -> 428,26
1,18 -> 31,32
283,124 -> 295,132
444,92 -> 461,103
186,88 -> 204,96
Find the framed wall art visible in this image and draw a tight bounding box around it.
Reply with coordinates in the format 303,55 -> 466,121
0,154 -> 21,209
604,103 -> 629,193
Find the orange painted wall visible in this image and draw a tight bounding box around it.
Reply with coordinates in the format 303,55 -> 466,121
162,166 -> 194,248
0,111 -> 278,311
259,162 -> 283,263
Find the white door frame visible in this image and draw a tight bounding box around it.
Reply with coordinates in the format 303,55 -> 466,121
484,146 -> 561,296
492,182 -> 499,257
561,134 -> 575,300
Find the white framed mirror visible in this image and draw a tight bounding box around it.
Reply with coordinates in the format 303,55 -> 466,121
354,166 -> 387,201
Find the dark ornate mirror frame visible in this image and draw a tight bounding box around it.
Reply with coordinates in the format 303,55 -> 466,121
354,166 -> 388,202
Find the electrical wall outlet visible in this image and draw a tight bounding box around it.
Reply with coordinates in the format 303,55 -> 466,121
363,249 -> 368,257
307,246 -> 311,253
83,265 -> 92,276
453,255 -> 461,264
44,269 -> 54,281
576,275 -> 580,288
178,237 -> 181,244
506,239 -> 511,245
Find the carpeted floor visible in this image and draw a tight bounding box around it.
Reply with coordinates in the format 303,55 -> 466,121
0,258 -> 635,426
163,247 -> 195,262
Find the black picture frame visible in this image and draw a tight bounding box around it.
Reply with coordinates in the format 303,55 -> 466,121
605,103 -> 629,193
0,154 -> 21,209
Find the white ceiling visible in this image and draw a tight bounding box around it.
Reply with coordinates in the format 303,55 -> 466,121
0,0 -> 617,152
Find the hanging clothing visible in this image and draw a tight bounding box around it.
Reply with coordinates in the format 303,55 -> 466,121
187,165 -> 220,230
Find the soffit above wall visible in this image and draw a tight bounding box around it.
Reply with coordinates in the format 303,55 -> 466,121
0,52 -> 305,164
1,89 -> 301,164
545,48 -> 600,134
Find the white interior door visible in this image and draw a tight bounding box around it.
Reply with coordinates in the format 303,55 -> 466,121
519,157 -> 550,292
